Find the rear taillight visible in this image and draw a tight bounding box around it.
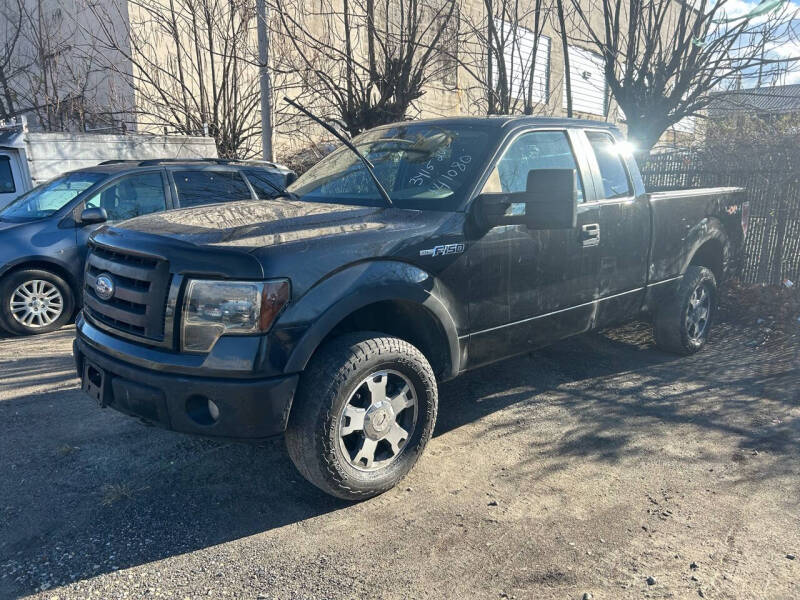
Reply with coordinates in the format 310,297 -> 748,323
741,201 -> 750,239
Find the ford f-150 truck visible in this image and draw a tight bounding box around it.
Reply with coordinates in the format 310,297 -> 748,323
73,117 -> 748,500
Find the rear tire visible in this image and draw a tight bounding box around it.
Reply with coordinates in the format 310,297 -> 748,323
653,265 -> 716,355
285,332 -> 438,501
0,269 -> 75,336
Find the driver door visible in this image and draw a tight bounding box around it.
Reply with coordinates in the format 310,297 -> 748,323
465,129 -> 601,368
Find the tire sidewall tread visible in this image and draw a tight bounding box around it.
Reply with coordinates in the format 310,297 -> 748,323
285,332 -> 437,501
654,266 -> 717,355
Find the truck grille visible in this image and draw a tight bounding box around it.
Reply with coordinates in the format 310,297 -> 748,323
83,242 -> 172,342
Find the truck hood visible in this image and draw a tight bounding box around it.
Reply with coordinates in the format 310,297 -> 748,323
109,198 -> 463,295
116,198 -> 433,251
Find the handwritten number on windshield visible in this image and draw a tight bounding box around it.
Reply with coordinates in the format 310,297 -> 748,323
409,160 -> 436,186
410,155 -> 472,189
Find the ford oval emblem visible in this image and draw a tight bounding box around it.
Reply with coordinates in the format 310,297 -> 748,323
95,273 -> 115,301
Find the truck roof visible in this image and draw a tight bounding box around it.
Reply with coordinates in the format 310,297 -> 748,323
371,115 -> 618,131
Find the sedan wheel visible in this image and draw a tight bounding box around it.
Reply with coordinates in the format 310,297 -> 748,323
0,269 -> 75,335
10,279 -> 64,329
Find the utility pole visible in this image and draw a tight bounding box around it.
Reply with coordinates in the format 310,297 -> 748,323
256,0 -> 273,161
557,0 -> 572,118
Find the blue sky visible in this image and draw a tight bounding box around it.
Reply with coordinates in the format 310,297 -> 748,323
718,0 -> 800,85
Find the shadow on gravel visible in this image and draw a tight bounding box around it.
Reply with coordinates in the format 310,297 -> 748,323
1,320 -> 798,597
1,334 -> 349,598
438,320 -> 799,471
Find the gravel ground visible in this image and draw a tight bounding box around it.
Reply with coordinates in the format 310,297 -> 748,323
1,313 -> 798,599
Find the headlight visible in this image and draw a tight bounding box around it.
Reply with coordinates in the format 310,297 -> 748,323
181,279 -> 290,352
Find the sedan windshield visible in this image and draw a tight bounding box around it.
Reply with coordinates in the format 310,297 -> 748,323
289,123 -> 493,211
0,172 -> 107,222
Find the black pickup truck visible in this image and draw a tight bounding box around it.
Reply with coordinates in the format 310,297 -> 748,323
74,117 -> 748,499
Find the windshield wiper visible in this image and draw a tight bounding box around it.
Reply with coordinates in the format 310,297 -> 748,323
283,97 -> 393,208
254,174 -> 301,202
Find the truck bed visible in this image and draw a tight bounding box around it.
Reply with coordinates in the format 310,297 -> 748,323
647,186 -> 745,284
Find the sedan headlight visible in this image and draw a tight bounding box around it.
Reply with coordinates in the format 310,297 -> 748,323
181,279 -> 290,352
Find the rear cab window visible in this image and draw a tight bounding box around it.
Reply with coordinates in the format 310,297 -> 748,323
172,170 -> 252,207
585,131 -> 633,199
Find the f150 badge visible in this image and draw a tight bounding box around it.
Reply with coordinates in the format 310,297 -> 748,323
420,243 -> 465,257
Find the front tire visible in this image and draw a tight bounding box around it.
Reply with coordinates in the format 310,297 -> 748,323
653,265 -> 717,355
285,333 -> 438,501
0,269 -> 75,336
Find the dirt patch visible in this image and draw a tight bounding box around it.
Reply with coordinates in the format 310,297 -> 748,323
718,279 -> 800,344
1,315 -> 798,599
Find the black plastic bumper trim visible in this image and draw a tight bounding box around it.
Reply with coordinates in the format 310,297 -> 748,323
74,337 -> 298,440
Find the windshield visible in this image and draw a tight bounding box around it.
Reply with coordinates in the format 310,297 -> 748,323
289,123 -> 493,211
0,172 -> 107,222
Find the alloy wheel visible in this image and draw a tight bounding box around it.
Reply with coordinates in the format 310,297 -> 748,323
9,280 -> 64,329
338,370 -> 418,471
686,283 -> 711,343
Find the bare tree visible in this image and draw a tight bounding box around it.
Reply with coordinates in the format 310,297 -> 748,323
555,0 -> 571,117
570,0 -> 800,153
274,0 -> 458,137
0,0 -> 25,120
457,0 -> 553,115
87,0 -> 296,158
19,0 -> 104,131
0,0 -> 112,130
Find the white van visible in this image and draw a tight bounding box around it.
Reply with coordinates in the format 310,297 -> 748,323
0,118 -> 218,210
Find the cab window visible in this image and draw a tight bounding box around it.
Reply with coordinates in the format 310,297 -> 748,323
85,172 -> 167,221
586,131 -> 632,199
482,130 -> 585,203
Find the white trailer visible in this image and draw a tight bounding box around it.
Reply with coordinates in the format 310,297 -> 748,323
0,118 -> 218,209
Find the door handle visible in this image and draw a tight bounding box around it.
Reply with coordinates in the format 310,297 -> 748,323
581,223 -> 600,247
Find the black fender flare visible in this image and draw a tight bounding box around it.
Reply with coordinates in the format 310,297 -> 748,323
644,218 -> 731,314
680,217 -> 731,278
279,261 -> 463,379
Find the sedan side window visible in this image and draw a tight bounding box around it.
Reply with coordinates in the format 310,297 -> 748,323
586,131 -> 633,199
173,170 -> 252,207
481,130 -> 585,203
85,172 -> 167,221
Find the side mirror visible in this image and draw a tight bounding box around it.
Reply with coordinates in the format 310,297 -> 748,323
79,207 -> 108,225
473,168 -> 577,230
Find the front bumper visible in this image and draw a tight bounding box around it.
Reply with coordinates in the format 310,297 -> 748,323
73,334 -> 299,441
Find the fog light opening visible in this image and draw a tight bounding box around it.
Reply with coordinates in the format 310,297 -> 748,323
186,395 -> 220,426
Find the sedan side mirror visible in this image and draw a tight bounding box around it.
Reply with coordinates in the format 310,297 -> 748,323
79,207 -> 108,225
473,168 -> 577,230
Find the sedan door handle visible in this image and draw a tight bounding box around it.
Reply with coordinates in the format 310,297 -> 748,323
581,223 -> 600,247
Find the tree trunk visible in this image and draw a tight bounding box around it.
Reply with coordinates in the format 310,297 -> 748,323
625,115 -> 666,160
